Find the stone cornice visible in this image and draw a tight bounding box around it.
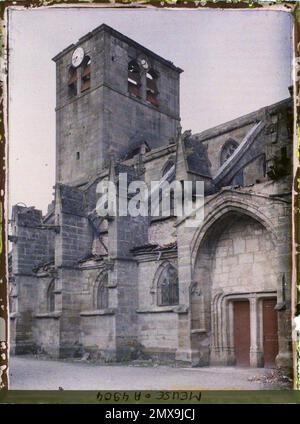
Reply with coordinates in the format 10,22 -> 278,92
132,249 -> 177,263
80,308 -> 115,317
34,312 -> 61,319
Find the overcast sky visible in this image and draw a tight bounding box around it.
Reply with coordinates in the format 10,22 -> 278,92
8,7 -> 293,213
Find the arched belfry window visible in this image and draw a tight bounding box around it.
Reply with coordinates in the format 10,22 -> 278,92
68,66 -> 77,96
128,60 -> 141,98
220,139 -> 244,186
81,56 -> 91,92
47,280 -> 55,313
157,264 -> 179,306
95,272 -> 109,310
146,69 -> 159,107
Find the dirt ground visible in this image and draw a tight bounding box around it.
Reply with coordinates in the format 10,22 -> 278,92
8,355 -> 291,390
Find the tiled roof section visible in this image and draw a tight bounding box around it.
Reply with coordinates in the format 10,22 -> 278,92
131,241 -> 177,254
131,243 -> 158,253
78,254 -> 105,264
33,261 -> 55,274
156,241 -> 177,251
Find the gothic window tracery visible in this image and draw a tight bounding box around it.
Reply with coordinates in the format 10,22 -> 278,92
47,280 -> 55,313
95,272 -> 109,310
220,139 -> 244,186
220,139 -> 239,165
157,264 -> 179,306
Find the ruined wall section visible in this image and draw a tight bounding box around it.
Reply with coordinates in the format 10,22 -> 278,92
10,206 -> 55,354
11,206 -> 54,275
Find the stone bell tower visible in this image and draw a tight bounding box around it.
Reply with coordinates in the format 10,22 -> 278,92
53,24 -> 183,186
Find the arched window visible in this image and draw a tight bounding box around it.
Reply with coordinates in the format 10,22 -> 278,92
47,280 -> 55,313
68,66 -> 77,96
220,139 -> 243,186
81,56 -> 91,92
220,139 -> 239,165
95,272 -> 109,310
157,264 -> 179,306
128,60 -> 141,97
146,69 -> 159,107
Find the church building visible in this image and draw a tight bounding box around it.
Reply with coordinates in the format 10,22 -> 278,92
9,24 -> 293,370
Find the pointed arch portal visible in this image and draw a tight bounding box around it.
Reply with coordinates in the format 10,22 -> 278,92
191,209 -> 279,367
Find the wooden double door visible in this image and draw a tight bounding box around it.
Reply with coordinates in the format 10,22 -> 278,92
233,299 -> 278,367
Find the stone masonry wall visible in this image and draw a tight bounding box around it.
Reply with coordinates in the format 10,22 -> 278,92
211,216 -> 277,293
11,206 -> 54,275
10,207 -> 55,354
12,275 -> 38,354
137,313 -> 178,358
149,218 -> 177,245
79,266 -> 116,359
33,318 -> 60,357
55,185 -> 93,267
136,259 -> 178,357
80,315 -> 116,360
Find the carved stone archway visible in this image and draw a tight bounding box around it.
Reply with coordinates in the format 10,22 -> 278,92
191,208 -> 279,367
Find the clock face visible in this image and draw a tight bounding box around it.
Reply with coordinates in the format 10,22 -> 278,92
140,58 -> 149,70
71,47 -> 85,68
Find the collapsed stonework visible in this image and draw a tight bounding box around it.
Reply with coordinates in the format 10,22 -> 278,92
9,24 -> 293,371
